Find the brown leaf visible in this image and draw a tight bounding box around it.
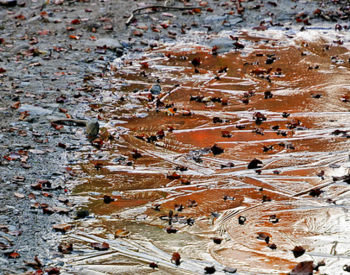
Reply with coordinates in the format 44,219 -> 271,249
11,101 -> 20,109
211,144 -> 224,155
247,158 -> 263,169
292,246 -> 305,258
166,172 -> 180,180
5,252 -> 20,258
14,192 -> 25,198
45,267 -> 60,275
191,57 -> 201,67
290,261 -> 313,275
58,243 -> 73,254
103,195 -> 114,204
171,252 -> 181,265
15,14 -> 26,20
149,262 -> 158,269
103,25 -> 114,31
52,207 -> 70,214
257,233 -> 270,244
115,229 -> 131,238
52,224 -> 72,232
91,242 -> 109,251
133,30 -> 143,37
8,230 -> 22,236
165,226 -> 178,234
31,183 -> 42,190
69,35 -> 80,40
25,256 -> 42,267
43,192 -> 53,197
28,193 -> 36,199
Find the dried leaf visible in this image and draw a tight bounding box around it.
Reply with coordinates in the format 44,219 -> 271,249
71,19 -> 81,24
290,261 -> 313,275
52,224 -> 72,232
5,252 -> 20,258
14,192 -> 25,198
292,246 -> 306,258
69,35 -> 80,40
115,229 -> 131,238
91,242 -> 109,251
28,193 -> 36,199
171,252 -> 181,265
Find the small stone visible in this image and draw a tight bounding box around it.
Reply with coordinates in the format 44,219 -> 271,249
150,84 -> 161,95
76,209 -> 89,218
223,266 -> 237,273
86,118 -> 99,137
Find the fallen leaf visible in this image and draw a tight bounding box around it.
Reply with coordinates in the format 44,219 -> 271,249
115,229 -> 131,238
14,192 -> 25,198
292,246 -> 306,258
52,224 -> 71,232
171,252 -> 181,265
71,19 -> 81,24
45,267 -> 60,275
69,35 -> 80,40
290,261 -> 313,275
91,242 -> 109,251
15,14 -> 26,20
28,193 -> 36,200
58,243 -> 73,254
5,252 -> 20,258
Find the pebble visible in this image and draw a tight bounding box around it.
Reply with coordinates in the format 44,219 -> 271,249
150,84 -> 162,95
86,118 -> 99,137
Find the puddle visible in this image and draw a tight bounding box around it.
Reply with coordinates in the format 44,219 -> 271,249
66,30 -> 350,274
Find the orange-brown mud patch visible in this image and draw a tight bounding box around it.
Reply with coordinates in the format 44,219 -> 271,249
71,36 -> 350,274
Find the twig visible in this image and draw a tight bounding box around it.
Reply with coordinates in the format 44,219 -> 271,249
126,5 -> 202,26
50,118 -> 87,126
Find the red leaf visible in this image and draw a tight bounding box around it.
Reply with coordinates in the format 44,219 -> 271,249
15,15 -> 26,20
71,19 -> 81,25
6,252 -> 20,258
0,67 -> 6,73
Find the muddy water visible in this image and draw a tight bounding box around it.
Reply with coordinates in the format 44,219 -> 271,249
66,32 -> 350,274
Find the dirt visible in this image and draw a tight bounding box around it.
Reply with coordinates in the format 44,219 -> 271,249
2,0 -> 350,274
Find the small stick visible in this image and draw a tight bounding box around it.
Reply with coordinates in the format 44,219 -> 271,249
50,118 -> 87,126
126,6 -> 202,26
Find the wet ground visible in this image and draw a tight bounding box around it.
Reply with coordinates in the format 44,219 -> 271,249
60,29 -> 350,275
2,0 -> 350,274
